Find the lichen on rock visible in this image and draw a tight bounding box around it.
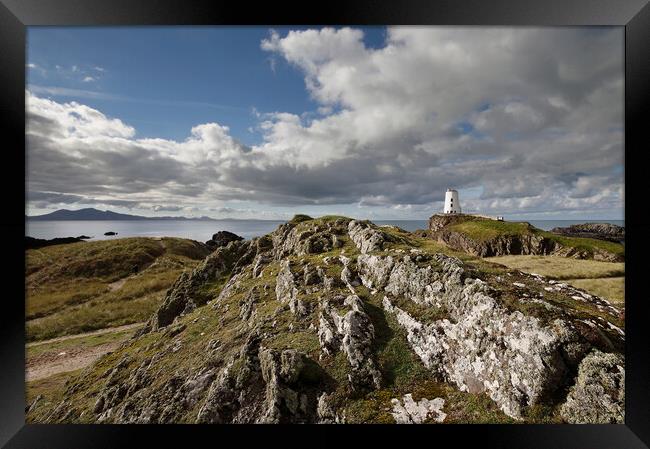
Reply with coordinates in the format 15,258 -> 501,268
391,394 -> 446,424
560,350 -> 625,424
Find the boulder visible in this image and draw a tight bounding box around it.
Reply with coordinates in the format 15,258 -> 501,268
205,230 -> 244,249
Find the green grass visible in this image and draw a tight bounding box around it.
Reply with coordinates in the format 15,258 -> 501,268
565,277 -> 625,305
289,214 -> 313,224
539,231 -> 625,257
488,255 -> 625,305
26,369 -> 83,422
489,255 -> 624,280
27,292 -> 163,341
27,279 -> 110,320
315,215 -> 351,223
26,237 -> 209,341
448,220 -> 533,242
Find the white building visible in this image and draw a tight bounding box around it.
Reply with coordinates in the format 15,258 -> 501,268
443,189 -> 461,214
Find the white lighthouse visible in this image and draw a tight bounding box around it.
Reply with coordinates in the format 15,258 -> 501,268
443,189 -> 461,214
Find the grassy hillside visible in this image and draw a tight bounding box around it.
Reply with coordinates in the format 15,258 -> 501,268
26,237 -> 210,341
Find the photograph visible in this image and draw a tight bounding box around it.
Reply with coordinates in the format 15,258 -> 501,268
23,25 -> 626,424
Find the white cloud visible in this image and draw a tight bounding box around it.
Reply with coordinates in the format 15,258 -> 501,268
82,76 -> 95,82
27,27 -> 624,219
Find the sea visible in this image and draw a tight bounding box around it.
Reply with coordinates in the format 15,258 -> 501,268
25,219 -> 625,243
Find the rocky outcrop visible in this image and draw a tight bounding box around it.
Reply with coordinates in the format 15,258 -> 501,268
33,215 -> 625,425
198,335 -> 320,424
318,294 -> 382,391
560,350 -> 625,423
428,214 -> 479,232
257,348 -> 314,423
358,252 -> 621,419
143,239 -> 255,332
550,223 -> 624,243
348,220 -> 391,253
428,214 -> 623,262
437,227 -> 560,257
275,260 -> 309,317
272,218 -> 349,259
205,230 -> 244,250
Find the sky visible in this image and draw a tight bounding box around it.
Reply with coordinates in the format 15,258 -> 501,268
26,26 -> 624,221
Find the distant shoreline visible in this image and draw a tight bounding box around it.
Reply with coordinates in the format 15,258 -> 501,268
26,218 -> 624,244
26,217 -> 281,222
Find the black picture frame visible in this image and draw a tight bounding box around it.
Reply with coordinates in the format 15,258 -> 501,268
1,0 -> 649,447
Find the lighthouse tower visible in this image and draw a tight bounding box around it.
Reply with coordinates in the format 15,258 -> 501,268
443,189 -> 461,214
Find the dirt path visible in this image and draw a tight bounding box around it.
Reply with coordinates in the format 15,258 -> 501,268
27,322 -> 145,348
108,277 -> 128,292
27,341 -> 124,381
27,323 -> 146,381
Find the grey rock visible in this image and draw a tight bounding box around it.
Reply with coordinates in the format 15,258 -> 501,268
146,240 -> 255,331
362,253 -> 590,419
205,230 -> 244,250
551,223 -> 624,243
348,220 -> 389,254
275,260 -> 309,317
318,294 -> 381,390
391,394 -> 446,424
240,287 -> 259,321
258,348 -> 312,423
560,350 -> 625,423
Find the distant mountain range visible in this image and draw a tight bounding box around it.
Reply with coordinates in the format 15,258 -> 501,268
26,208 -> 268,222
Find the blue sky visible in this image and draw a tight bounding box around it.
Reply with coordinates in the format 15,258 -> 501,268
27,27 -> 386,145
26,27 -> 624,221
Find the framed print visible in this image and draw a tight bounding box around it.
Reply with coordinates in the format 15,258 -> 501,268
1,0 -> 649,447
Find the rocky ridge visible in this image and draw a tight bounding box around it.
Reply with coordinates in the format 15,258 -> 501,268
28,216 -> 624,424
550,223 -> 625,243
